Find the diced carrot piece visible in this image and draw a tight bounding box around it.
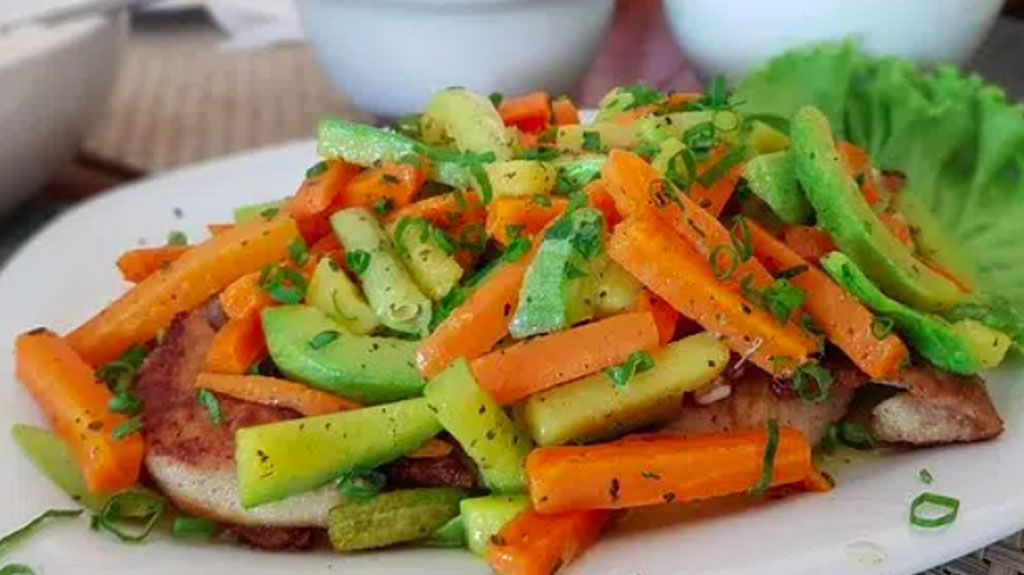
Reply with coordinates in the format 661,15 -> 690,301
68,216 -> 300,366
633,289 -> 679,346
219,272 -> 273,320
16,330 -> 144,493
195,373 -> 358,416
608,216 -> 818,377
666,92 -> 701,107
499,92 -> 551,134
116,246 -> 190,283
207,223 -> 235,236
689,146 -> 743,217
551,97 -> 580,126
747,219 -> 909,380
385,191 -> 486,229
341,162 -> 424,212
288,160 -> 362,242
486,197 -> 569,245
526,428 -> 815,513
584,180 -> 622,228
205,314 -> 267,375
486,509 -> 611,575
471,312 -> 660,405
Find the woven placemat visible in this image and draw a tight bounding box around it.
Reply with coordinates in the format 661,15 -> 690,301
82,13 -> 369,173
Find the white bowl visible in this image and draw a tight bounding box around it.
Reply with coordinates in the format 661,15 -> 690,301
297,0 -> 615,117
0,16 -> 121,211
663,0 -> 1005,82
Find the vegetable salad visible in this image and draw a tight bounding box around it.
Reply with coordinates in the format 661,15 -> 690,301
6,42 -> 1022,575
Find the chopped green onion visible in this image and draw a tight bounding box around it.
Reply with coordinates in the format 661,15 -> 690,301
0,564 -> 35,575
0,509 -> 82,555
791,362 -> 832,403
469,163 -> 494,204
704,75 -> 729,110
514,148 -> 560,162
729,216 -> 753,262
166,231 -> 188,246
260,207 -> 280,219
91,491 -> 166,543
305,161 -> 328,179
259,265 -> 308,304
95,345 -> 149,393
838,422 -> 876,450
582,131 -> 602,153
196,389 -> 221,425
819,423 -> 840,455
488,92 -> 504,108
744,113 -> 791,135
309,329 -> 341,350
108,391 -> 142,415
457,223 -> 488,254
111,417 -> 143,440
871,316 -> 896,340
565,262 -> 588,279
909,492 -> 959,529
288,238 -> 308,265
431,226 -> 456,255
709,244 -> 739,280
346,250 -> 371,276
762,278 -> 807,323
335,468 -> 386,501
749,418 -> 779,496
633,143 -> 660,160
394,216 -> 429,255
619,82 -> 664,110
919,469 -> 934,484
531,194 -> 553,208
604,350 -> 655,390
665,148 -> 697,190
372,197 -> 395,216
697,146 -> 745,188
682,121 -> 716,152
171,516 -> 220,539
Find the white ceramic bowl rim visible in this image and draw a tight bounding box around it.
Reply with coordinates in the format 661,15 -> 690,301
333,0 -> 560,7
0,16 -> 108,74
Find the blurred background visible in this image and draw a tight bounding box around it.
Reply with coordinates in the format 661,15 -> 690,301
0,0 -> 1021,265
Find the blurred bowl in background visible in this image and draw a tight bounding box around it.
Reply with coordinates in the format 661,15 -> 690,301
297,0 -> 615,118
0,15 -> 121,212
663,0 -> 1005,82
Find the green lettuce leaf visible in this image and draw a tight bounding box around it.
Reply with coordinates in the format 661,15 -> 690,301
735,42 -> 1024,347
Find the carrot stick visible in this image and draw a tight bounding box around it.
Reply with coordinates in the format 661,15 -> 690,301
526,428 -> 815,513
551,97 -> 580,126
341,162 -> 424,211
68,215 -> 300,365
486,197 -> 568,245
499,92 -> 551,134
195,373 -> 358,416
16,329 -> 144,493
116,246 -> 190,283
471,312 -> 660,405
666,92 -> 700,107
207,223 -> 235,236
486,509 -> 611,575
385,191 -> 486,229
291,160 -> 361,219
746,220 -> 909,379
308,233 -> 343,260
608,216 -> 818,377
415,257 -> 532,379
204,314 -> 267,375
584,180 -> 621,228
602,149 -> 775,290
689,146 -> 743,217
632,289 -> 679,346
219,272 -> 273,321
782,225 -> 836,264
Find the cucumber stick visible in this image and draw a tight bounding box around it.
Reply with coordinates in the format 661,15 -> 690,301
236,398 -> 442,507
262,305 -> 424,404
328,488 -> 466,552
424,359 -> 534,493
423,88 -> 513,160
305,258 -> 379,335
565,256 -> 642,326
523,333 -> 730,445
331,208 -> 432,335
420,515 -> 466,548
388,220 -> 463,301
233,199 -> 284,223
510,207 -> 604,339
11,424 -> 107,511
460,495 -> 530,555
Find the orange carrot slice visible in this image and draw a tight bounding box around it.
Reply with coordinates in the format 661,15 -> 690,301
747,220 -> 909,379
782,225 -> 836,264
608,216 -> 818,376
551,97 -> 580,126
471,312 -> 660,405
116,246 -> 190,283
633,289 -> 679,346
690,146 -> 744,218
195,373 -> 358,416
499,92 -> 551,134
16,329 -> 144,493
341,162 -> 424,211
207,223 -> 235,236
219,272 -> 274,321
68,215 -> 300,365
486,197 -> 569,245
526,428 -> 815,513
486,509 -> 611,575
205,314 -> 267,375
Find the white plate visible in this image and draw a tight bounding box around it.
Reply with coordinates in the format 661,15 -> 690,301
1,140 -> 1023,575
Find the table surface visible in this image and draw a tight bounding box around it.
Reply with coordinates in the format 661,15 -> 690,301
3,3 -> 1024,573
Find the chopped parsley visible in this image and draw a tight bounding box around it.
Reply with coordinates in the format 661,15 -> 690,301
749,418 -> 779,496
310,329 -> 341,350
604,350 -> 655,389
166,231 -> 188,246
196,388 -> 222,424
581,131 -> 603,152
346,250 -> 371,276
